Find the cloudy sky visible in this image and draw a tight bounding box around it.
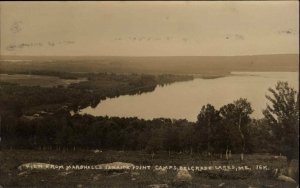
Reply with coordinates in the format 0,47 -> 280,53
0,1 -> 298,56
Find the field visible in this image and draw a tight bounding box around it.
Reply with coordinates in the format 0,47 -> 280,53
0,74 -> 87,87
0,150 -> 297,188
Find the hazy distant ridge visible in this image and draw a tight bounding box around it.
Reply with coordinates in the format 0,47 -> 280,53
1,54 -> 298,74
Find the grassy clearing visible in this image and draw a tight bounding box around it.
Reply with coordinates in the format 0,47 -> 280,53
0,150 -> 297,188
0,74 -> 86,87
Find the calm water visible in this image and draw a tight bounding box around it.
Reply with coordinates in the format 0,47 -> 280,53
80,72 -> 298,122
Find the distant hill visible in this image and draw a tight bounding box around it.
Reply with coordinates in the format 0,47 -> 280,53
0,54 -> 298,75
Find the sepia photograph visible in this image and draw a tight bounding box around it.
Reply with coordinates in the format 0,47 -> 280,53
0,1 -> 299,187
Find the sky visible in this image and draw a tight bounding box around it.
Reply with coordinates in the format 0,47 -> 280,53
0,1 -> 299,56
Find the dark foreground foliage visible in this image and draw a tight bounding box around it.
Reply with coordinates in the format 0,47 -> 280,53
0,111 -> 276,155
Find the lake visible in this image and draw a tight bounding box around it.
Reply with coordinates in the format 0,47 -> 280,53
79,72 -> 298,122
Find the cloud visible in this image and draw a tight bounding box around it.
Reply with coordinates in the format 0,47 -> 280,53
5,41 -> 74,51
114,37 -> 122,41
278,29 -> 296,35
10,21 -> 23,34
182,38 -> 188,42
225,34 -> 244,40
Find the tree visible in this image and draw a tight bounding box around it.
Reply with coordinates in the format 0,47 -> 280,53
247,119 -> 274,153
197,104 -> 220,155
219,98 -> 253,160
263,81 -> 299,176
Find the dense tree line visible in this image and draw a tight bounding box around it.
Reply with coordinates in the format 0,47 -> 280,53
0,98 -> 277,157
0,111 -> 274,154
